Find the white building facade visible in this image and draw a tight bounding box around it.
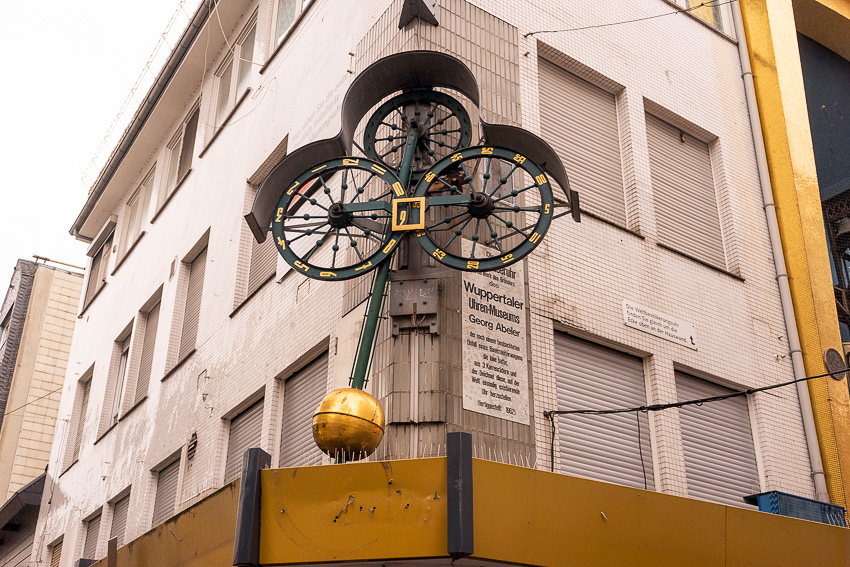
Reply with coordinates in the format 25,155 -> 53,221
34,1 -> 824,565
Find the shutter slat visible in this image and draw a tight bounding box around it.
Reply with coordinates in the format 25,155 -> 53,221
676,371 -> 760,508
280,354 -> 327,467
646,113 -> 726,268
72,380 -> 91,463
111,494 -> 130,547
152,459 -> 180,526
554,333 -> 653,490
50,541 -> 62,567
247,237 -> 276,296
538,58 -> 625,225
224,399 -> 265,483
179,248 -> 207,360
83,513 -> 101,559
135,303 -> 160,404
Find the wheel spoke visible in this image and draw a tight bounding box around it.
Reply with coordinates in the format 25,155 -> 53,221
493,183 -> 537,203
487,163 -> 520,196
352,172 -> 377,203
288,225 -> 332,243
426,210 -> 469,230
492,205 -> 541,213
281,220 -> 327,230
331,232 -> 341,268
491,213 -> 530,237
343,227 -> 364,261
484,218 -> 503,254
470,219 -> 482,258
444,217 -> 474,249
318,176 -> 336,206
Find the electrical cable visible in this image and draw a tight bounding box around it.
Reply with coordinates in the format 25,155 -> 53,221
2,385 -> 64,417
524,0 -> 736,38
636,410 -> 647,490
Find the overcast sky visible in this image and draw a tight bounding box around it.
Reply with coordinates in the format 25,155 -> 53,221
0,1 -> 197,283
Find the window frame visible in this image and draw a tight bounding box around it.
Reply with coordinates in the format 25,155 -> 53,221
119,167 -> 155,259
82,219 -> 116,312
110,333 -> 132,428
160,103 -> 200,207
273,0 -> 313,48
214,16 -> 257,132
63,370 -> 93,471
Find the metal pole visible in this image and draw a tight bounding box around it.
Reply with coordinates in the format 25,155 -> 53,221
350,124 -> 421,389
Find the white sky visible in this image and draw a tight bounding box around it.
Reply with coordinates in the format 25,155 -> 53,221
0,1 -> 193,284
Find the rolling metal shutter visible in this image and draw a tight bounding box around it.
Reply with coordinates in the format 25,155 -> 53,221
247,237 -> 276,297
676,372 -> 760,507
280,353 -> 327,467
645,113 -> 726,269
83,513 -> 101,559
110,494 -> 130,547
554,332 -> 654,489
538,57 -> 626,226
224,399 -> 264,483
179,248 -> 207,360
152,459 -> 180,527
49,540 -> 62,567
135,302 -> 160,405
71,379 -> 91,463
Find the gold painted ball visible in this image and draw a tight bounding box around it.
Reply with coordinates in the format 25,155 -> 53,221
312,388 -> 385,461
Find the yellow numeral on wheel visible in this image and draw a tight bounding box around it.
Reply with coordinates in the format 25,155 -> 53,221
392,182 -> 405,196
343,158 -> 360,166
355,261 -> 373,271
319,271 -> 337,278
433,249 -> 446,260
415,230 -> 425,237
294,261 -> 309,272
382,239 -> 397,254
286,181 -> 299,195
467,260 -> 480,270
275,207 -> 283,222
529,232 -> 541,244
451,153 -> 463,163
371,163 -> 387,174
424,172 -> 436,183
276,237 -> 286,250
535,173 -> 548,185
311,164 -> 328,172
544,204 -> 551,215
481,147 -> 494,155
500,254 -> 513,264
513,154 -> 526,164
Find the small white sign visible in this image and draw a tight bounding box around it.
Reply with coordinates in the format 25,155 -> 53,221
462,240 -> 530,424
623,300 -> 698,350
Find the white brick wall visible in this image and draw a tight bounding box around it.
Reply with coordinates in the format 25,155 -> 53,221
34,0 -> 817,563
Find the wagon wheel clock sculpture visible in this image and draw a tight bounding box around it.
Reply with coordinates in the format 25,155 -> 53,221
247,50 -> 580,461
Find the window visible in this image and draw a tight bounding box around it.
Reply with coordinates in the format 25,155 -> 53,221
49,539 -> 62,567
214,20 -> 256,131
120,168 -> 155,257
152,458 -> 180,527
683,0 -> 723,31
177,247 -> 207,364
554,332 -> 654,489
107,333 -> 132,428
676,372 -> 760,507
539,57 -> 626,226
274,0 -> 312,45
247,231 -> 277,298
224,399 -> 264,483
280,353 -> 327,467
645,112 -> 725,269
135,301 -> 160,405
82,512 -> 101,559
66,373 -> 92,468
84,231 -> 114,308
164,105 -> 199,199
0,307 -> 12,351
110,493 -> 130,547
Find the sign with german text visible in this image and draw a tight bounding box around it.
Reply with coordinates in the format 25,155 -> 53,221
623,300 -> 698,350
461,240 -> 530,424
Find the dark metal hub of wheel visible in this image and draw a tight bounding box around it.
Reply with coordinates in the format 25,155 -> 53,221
467,192 -> 495,219
328,202 -> 353,228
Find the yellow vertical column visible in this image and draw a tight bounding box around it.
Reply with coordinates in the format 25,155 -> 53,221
739,0 -> 850,510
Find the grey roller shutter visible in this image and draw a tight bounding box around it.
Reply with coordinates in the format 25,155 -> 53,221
280,353 -> 327,467
152,459 -> 179,527
554,332 -> 654,489
83,513 -> 101,559
179,248 -> 207,360
224,399 -> 265,483
676,372 -> 760,507
71,379 -> 91,463
135,302 -> 159,405
247,237 -> 276,297
538,58 -> 625,226
645,113 -> 726,269
111,494 -> 130,547
50,540 -> 62,567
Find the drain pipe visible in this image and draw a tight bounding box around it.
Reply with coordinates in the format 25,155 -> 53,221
731,2 -> 830,502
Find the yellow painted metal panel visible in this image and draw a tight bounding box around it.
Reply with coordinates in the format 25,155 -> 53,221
89,483 -> 239,567
259,458 -> 447,564
471,459 -> 727,567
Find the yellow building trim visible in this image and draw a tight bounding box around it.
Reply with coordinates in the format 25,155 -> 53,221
739,0 -> 850,510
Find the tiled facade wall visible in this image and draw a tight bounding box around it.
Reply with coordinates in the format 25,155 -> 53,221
35,0 -> 817,563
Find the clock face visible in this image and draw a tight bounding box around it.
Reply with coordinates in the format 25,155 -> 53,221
411,146 -> 554,272
271,157 -> 405,281
824,348 -> 847,381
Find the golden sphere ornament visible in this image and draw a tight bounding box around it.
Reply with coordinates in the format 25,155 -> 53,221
312,388 -> 385,461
